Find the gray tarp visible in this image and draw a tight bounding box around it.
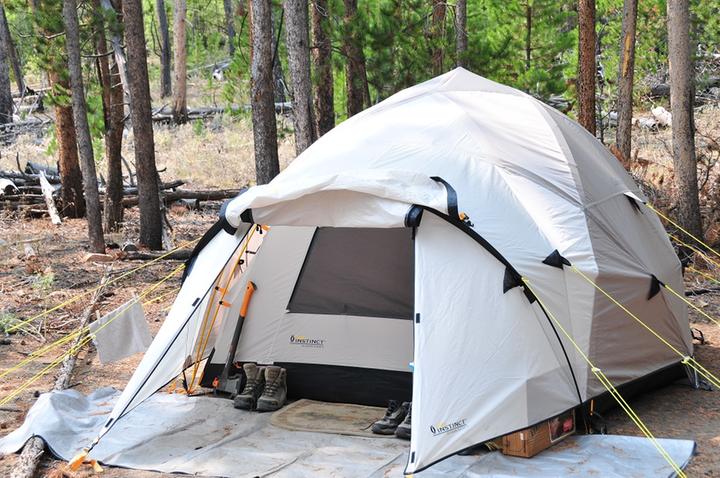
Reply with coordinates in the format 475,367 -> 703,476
0,388 -> 695,477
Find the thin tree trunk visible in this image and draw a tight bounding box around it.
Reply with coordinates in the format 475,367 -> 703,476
172,0 -> 188,123
525,0 -> 532,72
251,0 -> 280,184
285,0 -> 316,154
0,6 -> 11,125
312,0 -> 334,136
0,5 -> 24,95
224,0 -> 236,57
63,0 -> 106,253
455,0 -> 467,68
271,5 -> 287,103
667,0 -> 702,238
94,0 -> 125,231
101,0 -> 131,107
429,0 -> 446,76
343,0 -> 369,116
123,0 -> 164,249
614,0 -> 637,163
156,0 -> 172,97
577,0 -> 596,135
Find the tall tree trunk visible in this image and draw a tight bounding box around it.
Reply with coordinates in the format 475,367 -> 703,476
63,0 -> 106,252
524,0 -> 532,72
94,0 -> 125,231
343,0 -> 369,117
0,5 -> 24,94
251,0 -> 280,184
614,0 -> 637,163
156,0 -> 172,97
429,0 -> 446,76
667,0 -> 702,238
285,0 -> 316,154
224,0 -> 236,57
271,5 -> 287,103
50,72 -> 86,218
0,7 -> 12,125
577,0 -> 596,135
455,0 -> 467,68
312,0 -> 334,136
172,0 -> 188,123
29,0 -> 87,219
123,0 -> 164,249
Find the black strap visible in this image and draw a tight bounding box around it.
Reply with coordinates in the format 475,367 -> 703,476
430,176 -> 459,220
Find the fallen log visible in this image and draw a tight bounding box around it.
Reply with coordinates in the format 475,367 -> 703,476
108,179 -> 185,195
39,171 -> 61,225
25,161 -> 58,176
650,76 -> 720,99
122,187 -> 244,207
120,249 -> 192,261
0,170 -> 61,184
10,271 -> 109,478
685,286 -> 720,297
152,103 -> 291,122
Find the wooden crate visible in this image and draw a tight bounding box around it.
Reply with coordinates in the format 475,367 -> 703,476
500,410 -> 575,458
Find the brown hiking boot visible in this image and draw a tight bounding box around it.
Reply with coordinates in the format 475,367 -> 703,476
233,363 -> 265,410
257,366 -> 287,412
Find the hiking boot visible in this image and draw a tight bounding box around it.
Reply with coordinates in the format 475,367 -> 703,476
257,366 -> 287,412
371,400 -> 409,435
233,363 -> 265,410
395,402 -> 411,439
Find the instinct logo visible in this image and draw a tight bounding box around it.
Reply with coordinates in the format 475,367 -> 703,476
430,419 -> 467,436
289,335 -> 326,348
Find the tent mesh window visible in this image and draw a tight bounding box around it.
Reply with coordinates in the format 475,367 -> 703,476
287,227 -> 414,320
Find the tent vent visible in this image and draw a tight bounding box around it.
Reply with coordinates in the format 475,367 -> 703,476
411,451 -> 415,463
542,250 -> 571,269
240,209 -> 254,223
648,275 -> 664,300
415,313 -> 420,324
503,267 -> 522,293
192,297 -> 201,306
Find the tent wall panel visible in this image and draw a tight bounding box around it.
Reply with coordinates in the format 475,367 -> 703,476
409,212 -> 579,473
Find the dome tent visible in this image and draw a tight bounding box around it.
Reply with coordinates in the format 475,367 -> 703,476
85,68 -> 691,474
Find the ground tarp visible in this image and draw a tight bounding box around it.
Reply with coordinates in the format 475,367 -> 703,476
0,388 -> 695,477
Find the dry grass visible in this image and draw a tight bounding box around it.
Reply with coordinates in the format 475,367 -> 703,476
0,113 -> 296,190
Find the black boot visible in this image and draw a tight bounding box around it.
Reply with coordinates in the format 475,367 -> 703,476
257,366 -> 287,412
371,400 -> 409,435
233,363 -> 265,410
395,402 -> 411,439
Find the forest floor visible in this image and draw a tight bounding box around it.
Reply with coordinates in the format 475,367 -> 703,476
0,106 -> 720,476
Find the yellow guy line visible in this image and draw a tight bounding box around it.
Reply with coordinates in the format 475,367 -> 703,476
0,264 -> 185,384
142,286 -> 181,306
7,239 -> 199,334
522,278 -> 686,478
648,203 -> 720,261
187,227 -> 257,392
571,265 -> 720,390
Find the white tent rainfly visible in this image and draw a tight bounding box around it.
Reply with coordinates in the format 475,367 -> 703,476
79,68 -> 692,474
